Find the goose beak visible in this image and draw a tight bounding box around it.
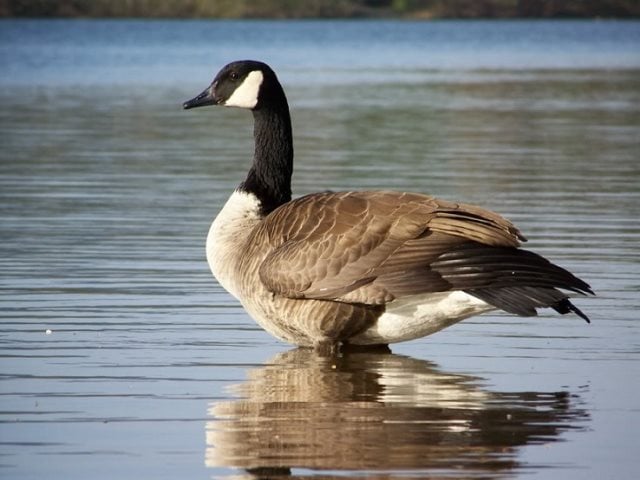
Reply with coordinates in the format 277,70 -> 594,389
183,83 -> 218,110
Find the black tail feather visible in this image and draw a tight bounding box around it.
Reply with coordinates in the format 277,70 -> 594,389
552,298 -> 591,323
434,245 -> 594,296
467,286 -> 592,323
435,244 -> 593,322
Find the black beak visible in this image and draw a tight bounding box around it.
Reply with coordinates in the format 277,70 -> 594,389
183,84 -> 217,110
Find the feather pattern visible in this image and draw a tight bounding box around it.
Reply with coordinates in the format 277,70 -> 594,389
184,60 -> 592,351
257,191 -> 527,301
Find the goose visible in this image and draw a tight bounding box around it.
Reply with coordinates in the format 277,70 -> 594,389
183,60 -> 592,354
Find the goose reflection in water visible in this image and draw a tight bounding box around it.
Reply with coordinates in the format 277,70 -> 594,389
206,349 -> 588,478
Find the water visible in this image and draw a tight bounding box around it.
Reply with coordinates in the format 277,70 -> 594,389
1,19 -> 639,479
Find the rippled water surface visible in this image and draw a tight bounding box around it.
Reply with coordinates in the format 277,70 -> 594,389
1,19 -> 639,479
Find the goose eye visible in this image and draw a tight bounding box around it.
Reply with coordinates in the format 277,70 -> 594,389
229,71 -> 239,81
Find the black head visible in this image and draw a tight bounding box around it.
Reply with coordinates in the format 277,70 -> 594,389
183,60 -> 283,111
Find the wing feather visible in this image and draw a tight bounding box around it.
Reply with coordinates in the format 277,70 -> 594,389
256,191 -> 526,302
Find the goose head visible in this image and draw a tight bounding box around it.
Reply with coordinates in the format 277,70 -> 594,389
182,60 -> 294,215
183,60 -> 284,111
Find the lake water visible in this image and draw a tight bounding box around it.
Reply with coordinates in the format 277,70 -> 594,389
1,19 -> 639,479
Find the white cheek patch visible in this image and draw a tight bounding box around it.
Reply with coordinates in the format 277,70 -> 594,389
224,70 -> 264,109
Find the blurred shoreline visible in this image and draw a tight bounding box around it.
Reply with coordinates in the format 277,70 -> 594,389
1,0 -> 639,19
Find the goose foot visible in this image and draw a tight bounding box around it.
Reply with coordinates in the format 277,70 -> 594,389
313,339 -> 340,357
341,342 -> 392,354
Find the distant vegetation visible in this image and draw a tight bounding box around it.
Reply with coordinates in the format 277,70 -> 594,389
1,0 -> 639,18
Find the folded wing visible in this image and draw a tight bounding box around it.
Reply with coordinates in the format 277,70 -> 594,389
254,191 -> 591,320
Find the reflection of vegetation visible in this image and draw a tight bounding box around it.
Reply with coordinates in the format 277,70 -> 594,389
2,0 -> 639,18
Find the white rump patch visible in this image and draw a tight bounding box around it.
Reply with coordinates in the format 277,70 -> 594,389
351,291 -> 495,345
224,70 -> 264,109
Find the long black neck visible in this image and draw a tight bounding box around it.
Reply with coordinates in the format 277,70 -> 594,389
240,98 -> 293,216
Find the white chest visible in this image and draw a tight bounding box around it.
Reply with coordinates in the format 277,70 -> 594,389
206,190 -> 263,299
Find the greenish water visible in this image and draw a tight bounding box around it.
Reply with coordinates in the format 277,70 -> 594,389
1,19 -> 639,479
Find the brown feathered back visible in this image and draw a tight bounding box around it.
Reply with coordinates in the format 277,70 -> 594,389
252,191 -> 528,304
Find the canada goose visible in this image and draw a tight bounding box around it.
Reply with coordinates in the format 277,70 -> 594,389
183,60 -> 592,354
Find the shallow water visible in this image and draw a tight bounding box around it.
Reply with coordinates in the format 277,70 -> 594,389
1,19 -> 639,479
